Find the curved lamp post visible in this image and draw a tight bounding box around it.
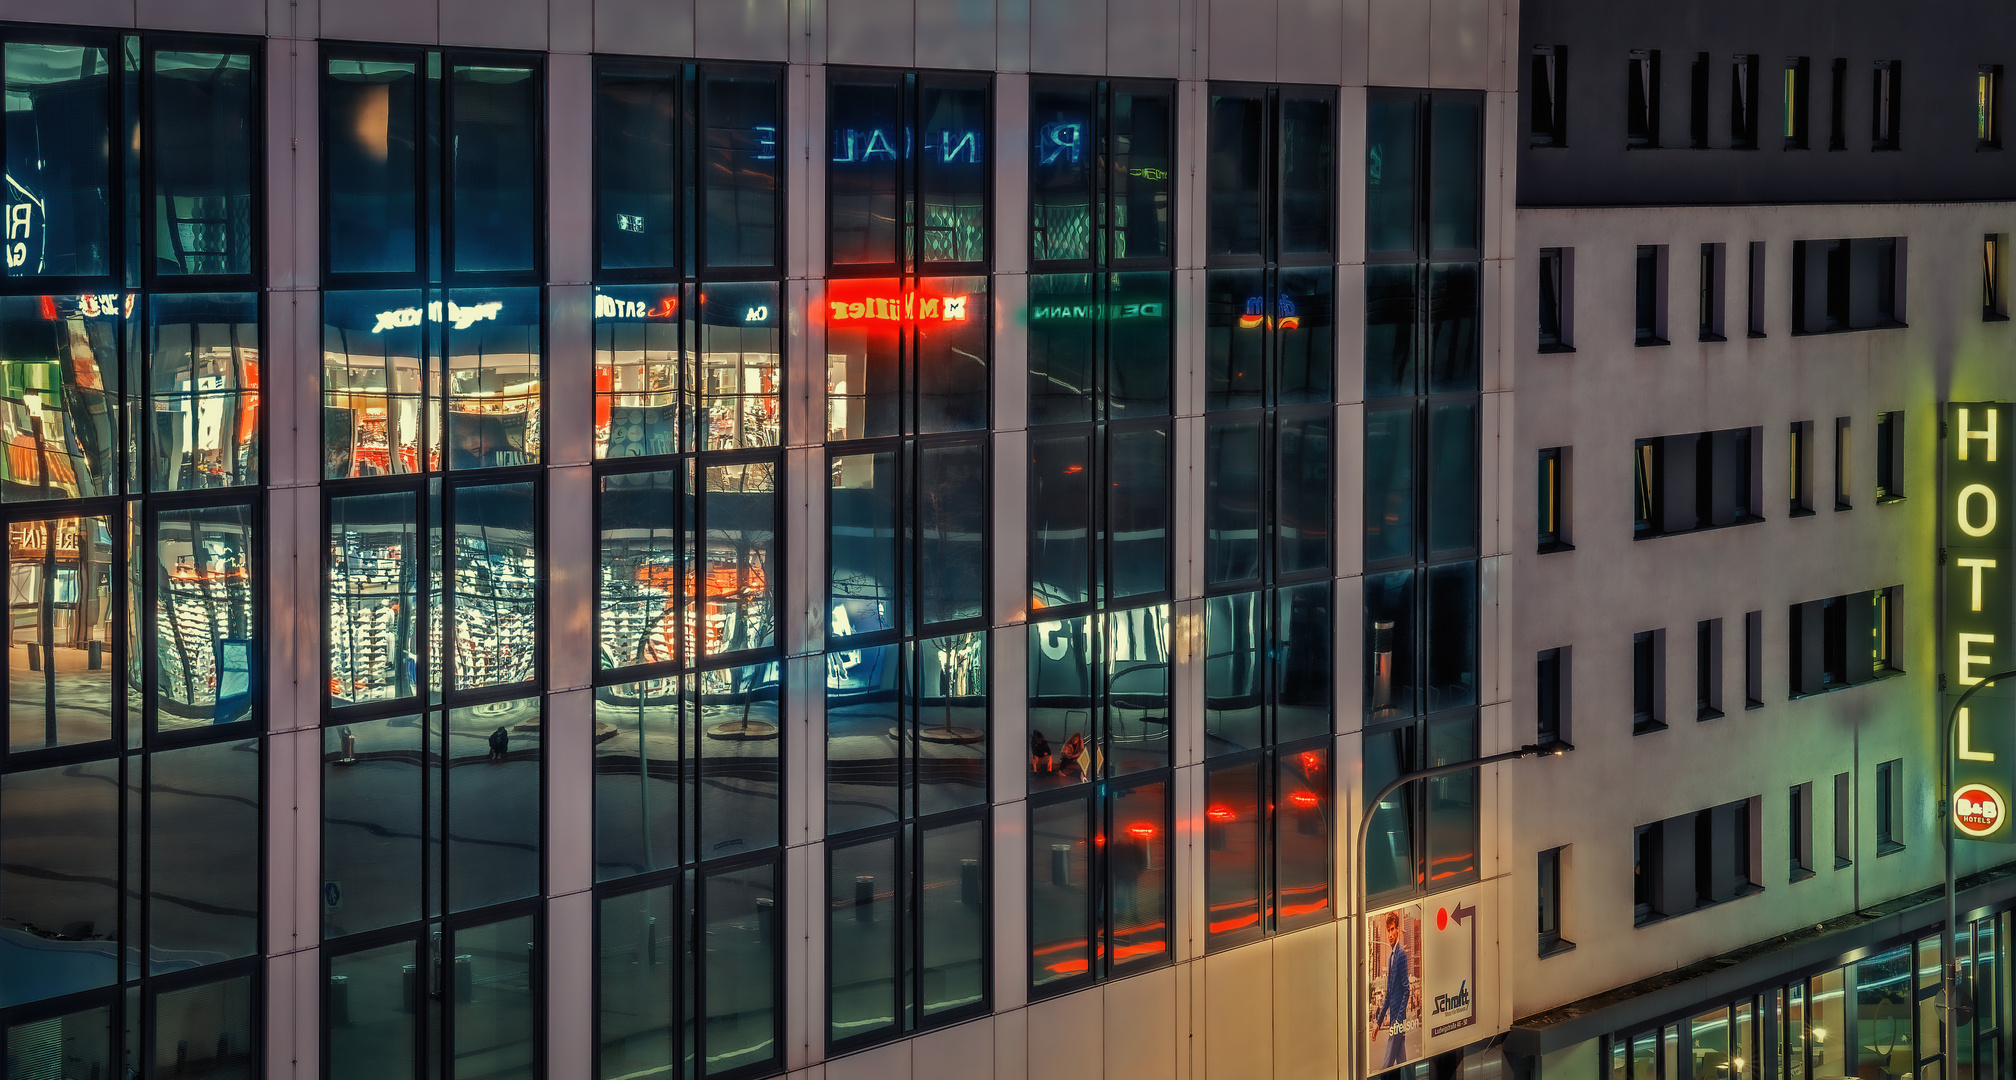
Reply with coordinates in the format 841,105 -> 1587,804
1353,742 -> 1570,1076
1939,667 -> 2016,1078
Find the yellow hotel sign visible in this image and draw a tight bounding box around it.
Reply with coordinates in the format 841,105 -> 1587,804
1946,402 -> 2016,842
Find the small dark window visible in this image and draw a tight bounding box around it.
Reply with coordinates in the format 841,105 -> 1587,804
1688,53 -> 1710,149
1782,57 -> 1809,148
1833,772 -> 1853,867
1632,629 -> 1662,732
1746,240 -> 1766,337
1744,610 -> 1763,708
1634,427 -> 1762,538
1537,647 -> 1568,746
1827,58 -> 1848,150
1532,45 -> 1567,146
1695,619 -> 1722,720
1875,411 -> 1902,499
1980,65 -> 2003,149
1729,54 -> 1758,149
1633,437 -> 1661,536
1873,587 -> 1899,674
1789,783 -> 1813,879
1627,50 -> 1660,149
1538,247 -> 1571,351
1875,759 -> 1902,854
1537,447 -> 1568,550
1698,243 -> 1724,340
1538,847 -> 1571,953
1834,417 -> 1851,509
1634,245 -> 1665,345
1987,234 -> 2006,320
1633,824 -> 1662,923
1793,237 -> 1902,334
1789,420 -> 1814,515
1791,587 -> 1893,696
1872,61 -> 1901,150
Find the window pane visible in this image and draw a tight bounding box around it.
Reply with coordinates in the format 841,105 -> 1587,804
1364,263 -> 1417,399
1108,604 -> 1171,774
697,282 -> 781,450
593,682 -> 682,880
1276,581 -> 1332,743
829,450 -> 896,640
329,940 -> 418,1080
1031,87 -> 1095,264
1366,96 -> 1418,257
1204,759 -> 1264,942
6,44 -> 112,278
829,835 -> 899,1044
915,277 -> 988,433
701,860 -> 779,1075
594,284 -> 684,460
693,664 -> 780,856
0,760 -> 119,1006
325,59 -> 420,275
1428,401 -> 1477,557
149,739 -> 259,970
152,973 -> 254,1079
596,65 -> 679,272
1110,89 -> 1172,261
1204,592 -> 1263,755
913,631 -> 988,816
329,493 -> 418,705
323,715 -> 423,936
826,642 -> 900,834
1429,98 -> 1480,252
1029,615 -> 1094,791
445,287 -> 539,469
1428,262 -> 1479,393
1277,746 -> 1331,926
452,916 -> 537,1080
1363,726 -> 1413,896
1277,267 -> 1334,404
702,460 -> 776,656
1277,411 -> 1331,576
149,292 -> 259,490
919,815 -> 986,1017
1426,560 -> 1478,710
153,503 -> 256,730
1108,425 -> 1169,601
451,482 -> 537,690
597,886 -> 676,1080
9,514 -> 116,751
1279,94 -> 1335,256
1364,406 -> 1415,565
446,697 -> 541,911
823,278 -> 902,440
918,81 -> 988,265
152,51 -> 255,277
1030,431 -> 1092,610
1365,569 -> 1416,718
6,1004 -> 114,1080
702,70 -> 780,270
1028,272 -> 1096,426
916,440 -> 985,627
1205,420 -> 1262,586
1425,713 -> 1478,886
324,290 -> 425,478
1110,778 -> 1169,970
1207,92 -> 1264,258
829,78 -> 901,267
1107,272 -> 1173,418
1205,270 -> 1265,410
450,64 -> 538,274
0,295 -> 120,501
599,470 -> 684,672
1029,793 -> 1091,988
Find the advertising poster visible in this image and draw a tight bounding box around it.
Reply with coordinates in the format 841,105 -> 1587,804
1368,889 -> 1482,1074
1367,902 -> 1424,1071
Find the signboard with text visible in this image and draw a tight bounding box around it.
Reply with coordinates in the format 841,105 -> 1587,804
1366,886 -> 1482,1074
1946,402 -> 2016,842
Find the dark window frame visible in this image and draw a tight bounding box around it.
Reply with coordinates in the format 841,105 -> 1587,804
1531,44 -> 1567,147
1627,49 -> 1661,149
1538,246 -> 1572,352
1729,53 -> 1758,149
1026,770 -> 1176,998
1206,80 -> 1340,270
826,67 -> 995,279
1538,446 -> 1570,552
1872,60 -> 1901,150
1027,75 -> 1177,273
1781,56 -> 1809,149
1981,64 -> 2004,149
1538,846 -> 1573,956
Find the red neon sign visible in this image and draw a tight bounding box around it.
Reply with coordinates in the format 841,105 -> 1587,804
826,286 -> 972,325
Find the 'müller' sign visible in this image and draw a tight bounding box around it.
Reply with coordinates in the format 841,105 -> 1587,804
1946,402 -> 2016,842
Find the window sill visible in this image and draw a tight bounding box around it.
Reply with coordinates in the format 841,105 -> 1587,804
1835,855 -> 1854,870
1979,144 -> 2003,153
1877,840 -> 1906,858
1539,937 -> 1577,959
1789,506 -> 1816,518
1790,866 -> 1815,883
1699,332 -> 1727,343
1876,494 -> 1907,505
1748,331 -> 1766,339
1835,503 -> 1853,512
1745,700 -> 1765,711
1632,719 -> 1668,736
1696,708 -> 1725,722
1634,883 -> 1764,928
1634,337 -> 1670,348
1986,312 -> 2010,323
1538,540 -> 1575,554
1792,321 -> 1908,337
1538,342 -> 1576,354
1789,669 -> 1902,701
1633,515 -> 1767,541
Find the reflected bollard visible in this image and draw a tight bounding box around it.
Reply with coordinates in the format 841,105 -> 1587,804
855,874 -> 875,921
755,896 -> 775,945
328,974 -> 350,1026
961,858 -> 981,906
1051,843 -> 1072,886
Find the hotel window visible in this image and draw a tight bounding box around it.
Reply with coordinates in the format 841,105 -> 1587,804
1696,619 -> 1722,720
1698,243 -> 1724,340
1746,240 -> 1766,337
320,45 -> 551,1078
1632,797 -> 1757,925
1537,647 -> 1569,747
1688,53 -> 1710,149
1834,416 -> 1851,509
1980,65 -> 2003,149
1875,411 -> 1903,500
1875,759 -> 1903,854
1789,587 -> 1900,696
1364,87 -> 1480,906
1793,237 -> 1901,334
1790,420 -> 1814,515
1744,610 -> 1764,708
1873,60 -> 1901,149
0,29 -> 265,1077
1634,245 -> 1665,345
1729,54 -> 1758,149
1538,847 -> 1571,955
1531,45 -> 1566,146
1781,56 -> 1808,149
1633,427 -> 1761,538
1790,783 -> 1814,880
1987,234 -> 2007,320
1827,58 -> 1848,150
1834,772 -> 1852,866
1537,447 -> 1569,551
590,57 -> 789,1079
1627,50 -> 1660,148
1632,630 -> 1663,732
1538,247 -> 1571,351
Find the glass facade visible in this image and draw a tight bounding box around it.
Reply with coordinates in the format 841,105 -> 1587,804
0,28 -> 264,1079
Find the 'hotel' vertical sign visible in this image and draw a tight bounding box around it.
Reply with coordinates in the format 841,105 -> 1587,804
1946,402 -> 2016,842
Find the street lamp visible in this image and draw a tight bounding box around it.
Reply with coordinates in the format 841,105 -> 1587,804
1938,668 -> 2016,1077
1353,741 -> 1570,1076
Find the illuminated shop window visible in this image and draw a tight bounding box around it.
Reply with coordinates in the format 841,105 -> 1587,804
0,29 -> 265,1077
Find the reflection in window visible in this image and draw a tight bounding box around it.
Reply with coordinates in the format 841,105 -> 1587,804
1028,777 -> 1170,994
148,293 -> 259,491
0,760 -> 120,1006
1031,81 -> 1172,266
151,50 -> 256,277
324,59 -> 420,275
8,514 -> 116,752
5,43 -> 114,279
829,71 -> 989,271
154,503 -> 256,730
450,64 -> 539,274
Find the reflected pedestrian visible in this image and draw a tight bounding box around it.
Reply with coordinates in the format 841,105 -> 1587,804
488,726 -> 509,761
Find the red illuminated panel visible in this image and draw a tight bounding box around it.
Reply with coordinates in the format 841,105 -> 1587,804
826,283 -> 973,325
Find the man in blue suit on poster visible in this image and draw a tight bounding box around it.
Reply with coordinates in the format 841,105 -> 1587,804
1372,910 -> 1416,1068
